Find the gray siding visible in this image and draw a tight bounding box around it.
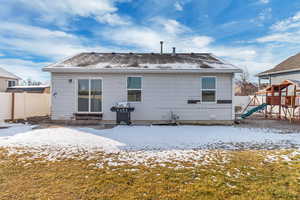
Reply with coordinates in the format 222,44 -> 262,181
270,71 -> 300,85
51,72 -> 234,121
0,78 -> 18,92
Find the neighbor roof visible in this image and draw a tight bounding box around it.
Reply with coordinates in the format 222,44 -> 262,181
8,85 -> 49,89
258,53 -> 300,77
0,67 -> 20,79
6,85 -> 50,93
43,52 -> 241,73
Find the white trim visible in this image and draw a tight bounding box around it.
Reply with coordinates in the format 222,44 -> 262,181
201,76 -> 217,104
127,76 -> 143,103
43,67 -> 242,74
231,73 -> 235,120
258,68 -> 300,77
76,77 -> 103,113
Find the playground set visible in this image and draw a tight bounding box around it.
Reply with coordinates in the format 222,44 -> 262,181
241,79 -> 300,121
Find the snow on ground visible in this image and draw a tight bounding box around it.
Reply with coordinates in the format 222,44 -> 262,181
79,126 -> 300,150
0,123 -> 36,136
0,124 -> 300,166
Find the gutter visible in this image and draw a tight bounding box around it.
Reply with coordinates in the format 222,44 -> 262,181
257,68 -> 300,77
43,67 -> 242,74
0,76 -> 20,80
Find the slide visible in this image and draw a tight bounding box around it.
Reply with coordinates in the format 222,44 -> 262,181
241,103 -> 267,119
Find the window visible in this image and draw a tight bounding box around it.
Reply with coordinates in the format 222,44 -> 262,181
127,77 -> 142,102
78,79 -> 102,112
201,77 -> 216,103
8,80 -> 16,87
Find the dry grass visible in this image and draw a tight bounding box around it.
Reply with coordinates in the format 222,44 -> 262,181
0,149 -> 299,200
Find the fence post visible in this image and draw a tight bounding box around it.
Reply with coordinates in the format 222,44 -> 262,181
11,92 -> 15,121
24,92 -> 27,120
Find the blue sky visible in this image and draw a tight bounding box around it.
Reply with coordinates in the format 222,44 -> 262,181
1,0 -> 300,82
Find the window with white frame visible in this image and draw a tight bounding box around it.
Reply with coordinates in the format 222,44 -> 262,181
127,77 -> 142,102
201,77 -> 216,102
78,79 -> 102,112
7,80 -> 16,87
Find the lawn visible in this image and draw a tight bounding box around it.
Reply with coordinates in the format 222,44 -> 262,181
0,124 -> 300,199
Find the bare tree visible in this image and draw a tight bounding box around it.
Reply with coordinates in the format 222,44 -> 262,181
25,78 -> 42,86
238,66 -> 250,84
235,67 -> 258,96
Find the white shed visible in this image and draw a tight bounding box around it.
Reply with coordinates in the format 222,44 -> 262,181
43,52 -> 242,125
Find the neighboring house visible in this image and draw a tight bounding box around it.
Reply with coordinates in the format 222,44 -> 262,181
235,81 -> 258,96
0,67 -> 20,92
258,53 -> 300,86
6,85 -> 50,93
43,52 -> 242,124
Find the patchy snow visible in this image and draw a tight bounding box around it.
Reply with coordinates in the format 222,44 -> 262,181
0,123 -> 36,137
50,62 -> 239,71
1,125 -> 300,166
265,150 -> 300,163
78,126 -> 300,151
0,127 -> 124,154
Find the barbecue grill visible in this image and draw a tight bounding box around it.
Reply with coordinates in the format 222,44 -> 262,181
110,102 -> 135,125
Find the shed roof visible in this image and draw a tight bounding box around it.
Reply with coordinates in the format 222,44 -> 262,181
0,67 -> 20,79
258,53 -> 300,77
43,52 -> 241,73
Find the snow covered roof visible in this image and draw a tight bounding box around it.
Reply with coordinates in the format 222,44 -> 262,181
0,67 -> 20,79
9,85 -> 49,89
43,52 -> 242,73
6,85 -> 50,93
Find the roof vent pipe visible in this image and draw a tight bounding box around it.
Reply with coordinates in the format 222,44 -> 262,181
160,41 -> 163,55
172,47 -> 176,56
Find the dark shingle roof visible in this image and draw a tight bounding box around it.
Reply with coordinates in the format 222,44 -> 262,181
258,53 -> 300,76
45,52 -> 239,70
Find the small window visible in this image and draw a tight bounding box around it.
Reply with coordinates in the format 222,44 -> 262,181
8,80 -> 16,87
127,77 -> 142,102
202,77 -> 216,102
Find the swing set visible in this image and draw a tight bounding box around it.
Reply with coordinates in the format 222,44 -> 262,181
242,79 -> 300,121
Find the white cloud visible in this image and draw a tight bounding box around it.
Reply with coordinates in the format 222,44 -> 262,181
257,32 -> 300,43
259,0 -> 269,4
101,18 -> 215,53
0,58 -> 50,82
11,0 -> 131,26
174,2 -> 183,11
257,11 -> 300,43
102,27 -> 162,50
95,13 -> 131,26
271,12 -> 300,32
250,8 -> 272,27
151,18 -> 190,34
0,21 -> 111,59
258,8 -> 272,21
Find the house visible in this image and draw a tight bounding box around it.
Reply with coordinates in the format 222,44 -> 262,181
258,53 -> 300,86
6,85 -> 50,93
0,67 -> 20,92
235,81 -> 258,96
43,51 -> 242,124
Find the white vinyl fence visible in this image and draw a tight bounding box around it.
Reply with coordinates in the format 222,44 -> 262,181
0,93 -> 12,122
234,95 -> 267,113
234,96 -> 251,110
0,92 -> 50,122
